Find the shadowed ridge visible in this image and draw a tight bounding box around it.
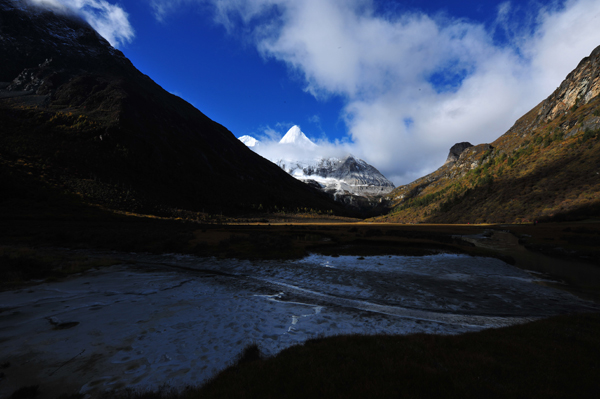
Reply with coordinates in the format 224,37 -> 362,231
0,0 -> 345,216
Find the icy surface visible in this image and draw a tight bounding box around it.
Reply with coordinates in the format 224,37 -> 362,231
238,135 -> 260,147
0,252 -> 596,397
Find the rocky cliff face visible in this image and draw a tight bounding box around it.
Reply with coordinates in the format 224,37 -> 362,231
537,46 -> 600,124
379,44 -> 600,223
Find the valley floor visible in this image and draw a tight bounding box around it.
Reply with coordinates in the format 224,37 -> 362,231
2,211 -> 600,398
1,250 -> 597,398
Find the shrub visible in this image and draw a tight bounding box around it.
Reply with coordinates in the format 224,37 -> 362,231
552,130 -> 564,142
481,148 -> 493,162
580,128 -> 599,143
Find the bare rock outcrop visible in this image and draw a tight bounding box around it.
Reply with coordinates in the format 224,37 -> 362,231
537,45 -> 600,123
445,142 -> 473,164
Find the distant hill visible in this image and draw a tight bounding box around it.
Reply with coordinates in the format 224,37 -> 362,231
376,45 -> 600,224
0,0 -> 344,216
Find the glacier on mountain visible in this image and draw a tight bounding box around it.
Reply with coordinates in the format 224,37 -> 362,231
239,126 -> 394,201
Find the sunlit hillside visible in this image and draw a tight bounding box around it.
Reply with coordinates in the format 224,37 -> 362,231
376,45 -> 600,224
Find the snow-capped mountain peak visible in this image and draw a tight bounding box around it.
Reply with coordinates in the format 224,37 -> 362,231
238,125 -> 395,206
239,135 -> 260,147
279,125 -> 317,148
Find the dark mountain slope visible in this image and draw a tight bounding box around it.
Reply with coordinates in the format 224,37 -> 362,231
376,45 -> 600,224
0,0 -> 343,216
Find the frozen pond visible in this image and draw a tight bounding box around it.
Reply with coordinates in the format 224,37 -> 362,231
0,252 -> 597,398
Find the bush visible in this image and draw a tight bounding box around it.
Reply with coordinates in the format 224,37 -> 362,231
580,128 -> 599,143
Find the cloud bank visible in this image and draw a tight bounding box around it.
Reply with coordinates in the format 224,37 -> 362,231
154,0 -> 600,184
27,0 -> 134,47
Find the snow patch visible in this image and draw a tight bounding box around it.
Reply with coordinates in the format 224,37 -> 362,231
239,135 -> 260,147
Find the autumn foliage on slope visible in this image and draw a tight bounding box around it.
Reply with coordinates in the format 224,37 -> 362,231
377,45 -> 600,224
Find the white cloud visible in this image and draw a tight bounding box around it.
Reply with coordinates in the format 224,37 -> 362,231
27,0 -> 134,47
153,0 -> 600,184
308,114 -> 320,124
246,125 -> 354,166
149,0 -> 191,22
26,0 -> 72,13
259,125 -> 283,142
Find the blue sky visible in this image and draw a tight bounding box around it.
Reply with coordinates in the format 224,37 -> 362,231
28,0 -> 600,184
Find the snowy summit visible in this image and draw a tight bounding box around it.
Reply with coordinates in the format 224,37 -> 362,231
279,126 -> 318,149
239,135 -> 260,147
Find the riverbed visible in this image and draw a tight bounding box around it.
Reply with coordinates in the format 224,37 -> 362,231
0,252 -> 597,398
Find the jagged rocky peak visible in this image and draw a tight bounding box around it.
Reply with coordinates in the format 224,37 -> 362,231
445,142 -> 473,164
277,151 -> 395,198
